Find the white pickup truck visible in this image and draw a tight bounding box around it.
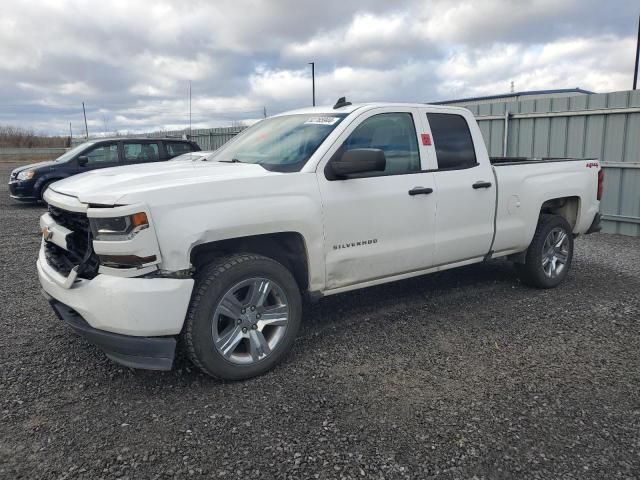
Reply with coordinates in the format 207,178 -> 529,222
37,99 -> 603,380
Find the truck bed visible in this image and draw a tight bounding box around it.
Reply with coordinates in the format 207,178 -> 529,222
490,156 -> 594,166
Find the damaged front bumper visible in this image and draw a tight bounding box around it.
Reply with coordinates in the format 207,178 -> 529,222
43,291 -> 177,370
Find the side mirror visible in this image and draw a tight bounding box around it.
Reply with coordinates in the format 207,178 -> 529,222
77,156 -> 88,167
327,148 -> 386,179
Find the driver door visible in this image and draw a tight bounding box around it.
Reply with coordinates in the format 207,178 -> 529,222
78,142 -> 120,172
316,107 -> 437,290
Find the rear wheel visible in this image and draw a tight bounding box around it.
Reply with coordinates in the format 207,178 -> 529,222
183,254 -> 302,380
514,214 -> 574,288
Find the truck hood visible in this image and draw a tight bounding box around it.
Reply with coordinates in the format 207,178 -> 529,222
49,160 -> 275,205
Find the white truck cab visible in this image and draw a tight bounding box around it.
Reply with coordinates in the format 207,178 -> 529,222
37,99 -> 603,379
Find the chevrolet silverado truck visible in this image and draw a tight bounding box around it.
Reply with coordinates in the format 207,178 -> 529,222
37,99 -> 603,380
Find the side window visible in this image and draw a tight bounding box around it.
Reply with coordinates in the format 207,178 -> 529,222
427,113 -> 477,170
123,142 -> 160,163
85,143 -> 118,165
166,141 -> 194,158
343,113 -> 420,175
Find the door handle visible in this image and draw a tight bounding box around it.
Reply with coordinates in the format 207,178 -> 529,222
472,181 -> 492,189
408,187 -> 433,196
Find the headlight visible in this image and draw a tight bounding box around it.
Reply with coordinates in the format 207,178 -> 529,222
89,212 -> 149,241
17,170 -> 35,180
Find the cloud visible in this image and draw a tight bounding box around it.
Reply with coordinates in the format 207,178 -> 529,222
283,13 -> 436,67
0,0 -> 637,134
435,35 -> 636,99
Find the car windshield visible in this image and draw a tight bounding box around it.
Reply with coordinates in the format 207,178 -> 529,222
211,114 -> 348,172
55,142 -> 94,162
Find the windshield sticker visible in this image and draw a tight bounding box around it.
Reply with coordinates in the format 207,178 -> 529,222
304,116 -> 341,126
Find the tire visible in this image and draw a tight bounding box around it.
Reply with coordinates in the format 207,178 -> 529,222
514,214 -> 574,289
182,253 -> 302,380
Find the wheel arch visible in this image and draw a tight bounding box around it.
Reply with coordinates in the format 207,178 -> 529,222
189,232 -> 310,292
539,195 -> 581,231
36,176 -> 67,199
510,197 -> 581,264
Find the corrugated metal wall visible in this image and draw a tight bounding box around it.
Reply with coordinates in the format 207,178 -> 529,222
457,90 -> 640,236
148,127 -> 246,151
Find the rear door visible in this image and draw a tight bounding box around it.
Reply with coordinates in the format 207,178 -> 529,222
164,141 -> 197,160
317,107 -> 437,290
121,140 -> 162,164
421,109 -> 495,265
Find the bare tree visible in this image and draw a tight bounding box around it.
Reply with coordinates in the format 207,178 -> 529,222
0,125 -> 68,148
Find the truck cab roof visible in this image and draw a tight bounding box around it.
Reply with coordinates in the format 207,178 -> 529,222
273,102 -> 471,118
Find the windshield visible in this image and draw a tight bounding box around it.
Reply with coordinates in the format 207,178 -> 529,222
55,142 -> 94,162
212,114 -> 348,172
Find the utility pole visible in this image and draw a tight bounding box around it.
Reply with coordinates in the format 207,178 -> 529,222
309,62 -> 316,106
263,106 -> 267,118
634,15 -> 640,90
69,122 -> 72,145
82,102 -> 89,138
189,80 -> 192,138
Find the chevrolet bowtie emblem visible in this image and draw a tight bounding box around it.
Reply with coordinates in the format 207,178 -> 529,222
42,226 -> 53,241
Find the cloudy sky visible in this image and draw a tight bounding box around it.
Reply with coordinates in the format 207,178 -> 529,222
1,0 -> 638,135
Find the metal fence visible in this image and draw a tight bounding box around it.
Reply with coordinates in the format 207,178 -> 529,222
147,127 -> 246,151
0,147 -> 67,157
70,126 -> 246,151
455,90 -> 640,236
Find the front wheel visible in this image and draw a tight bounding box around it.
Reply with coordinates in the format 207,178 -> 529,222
182,254 -> 302,380
514,214 -> 574,289
38,180 -> 57,201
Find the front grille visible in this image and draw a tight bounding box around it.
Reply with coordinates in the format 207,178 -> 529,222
45,205 -> 99,279
44,242 -> 76,277
48,205 -> 90,233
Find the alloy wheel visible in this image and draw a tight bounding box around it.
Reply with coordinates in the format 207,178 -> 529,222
541,227 -> 570,278
211,277 -> 289,365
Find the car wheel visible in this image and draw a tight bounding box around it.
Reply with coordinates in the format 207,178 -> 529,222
183,253 -> 302,380
514,214 -> 574,289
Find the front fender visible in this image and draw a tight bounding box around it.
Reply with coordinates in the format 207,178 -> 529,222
139,173 -> 327,292
34,174 -> 69,195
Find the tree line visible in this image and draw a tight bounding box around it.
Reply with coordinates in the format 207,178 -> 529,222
0,125 -> 70,148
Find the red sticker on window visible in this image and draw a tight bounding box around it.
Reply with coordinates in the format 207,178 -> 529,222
421,133 -> 431,146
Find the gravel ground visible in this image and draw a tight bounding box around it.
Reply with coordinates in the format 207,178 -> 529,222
1,161 -> 639,480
